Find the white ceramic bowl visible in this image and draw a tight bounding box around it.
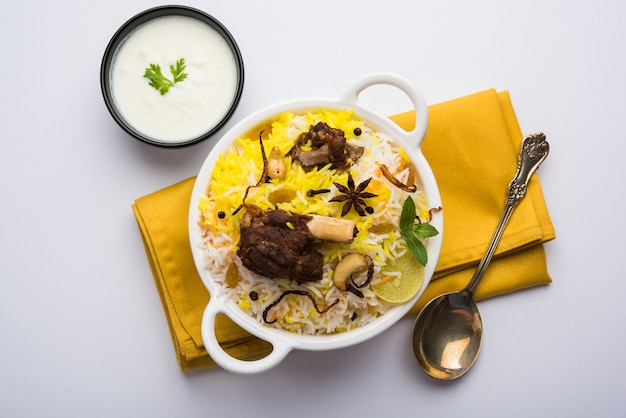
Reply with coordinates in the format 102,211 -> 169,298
188,73 -> 443,374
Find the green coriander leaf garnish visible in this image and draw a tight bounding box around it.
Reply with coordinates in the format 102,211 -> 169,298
143,64 -> 172,95
399,196 -> 440,266
143,58 -> 188,95
170,58 -> 188,84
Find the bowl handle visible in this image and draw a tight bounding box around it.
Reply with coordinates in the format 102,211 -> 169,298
340,72 -> 429,148
201,300 -> 292,374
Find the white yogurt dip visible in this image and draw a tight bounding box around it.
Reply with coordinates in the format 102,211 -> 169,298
110,15 -> 239,143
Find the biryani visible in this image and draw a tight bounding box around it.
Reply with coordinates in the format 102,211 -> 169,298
196,109 -> 436,335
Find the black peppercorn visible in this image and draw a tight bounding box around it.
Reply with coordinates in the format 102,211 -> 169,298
353,127 -> 362,136
249,291 -> 259,301
217,211 -> 226,219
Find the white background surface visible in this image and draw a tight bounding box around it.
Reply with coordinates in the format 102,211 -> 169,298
1,0 -> 625,416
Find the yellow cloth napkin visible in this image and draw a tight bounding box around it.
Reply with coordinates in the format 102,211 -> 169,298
132,89 -> 555,372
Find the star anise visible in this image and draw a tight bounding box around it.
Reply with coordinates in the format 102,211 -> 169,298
330,173 -> 378,217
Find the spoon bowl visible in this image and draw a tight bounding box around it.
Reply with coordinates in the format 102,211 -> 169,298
412,133 -> 549,380
412,290 -> 482,380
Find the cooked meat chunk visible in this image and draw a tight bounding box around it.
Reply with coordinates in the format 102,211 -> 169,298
289,122 -> 363,170
237,208 -> 323,283
238,225 -> 323,283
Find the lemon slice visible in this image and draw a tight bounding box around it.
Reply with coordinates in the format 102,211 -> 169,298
373,252 -> 424,304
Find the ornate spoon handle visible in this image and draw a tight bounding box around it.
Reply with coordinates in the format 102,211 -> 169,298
465,133 -> 549,295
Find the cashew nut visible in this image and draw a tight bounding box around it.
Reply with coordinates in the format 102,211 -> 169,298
333,253 -> 374,294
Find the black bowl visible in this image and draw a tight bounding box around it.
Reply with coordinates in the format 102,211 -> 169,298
100,5 -> 244,147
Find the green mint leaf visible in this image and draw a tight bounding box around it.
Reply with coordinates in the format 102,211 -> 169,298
403,231 -> 429,266
413,223 -> 439,239
400,196 -> 416,231
399,196 -> 440,267
144,58 -> 187,95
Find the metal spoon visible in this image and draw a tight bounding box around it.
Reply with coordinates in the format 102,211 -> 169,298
412,133 -> 549,380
